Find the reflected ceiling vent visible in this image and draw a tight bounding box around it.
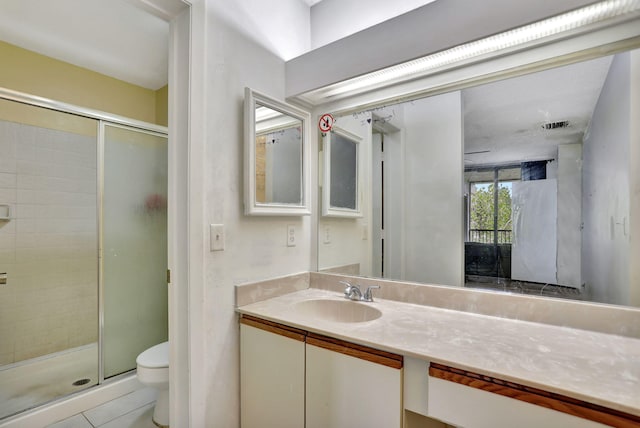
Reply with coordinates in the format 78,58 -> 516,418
542,120 -> 570,130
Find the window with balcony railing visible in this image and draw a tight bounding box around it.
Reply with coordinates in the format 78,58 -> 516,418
468,228 -> 512,244
468,181 -> 514,244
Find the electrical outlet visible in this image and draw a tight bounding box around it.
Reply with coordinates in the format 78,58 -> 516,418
287,225 -> 296,247
323,225 -> 331,244
210,224 -> 225,251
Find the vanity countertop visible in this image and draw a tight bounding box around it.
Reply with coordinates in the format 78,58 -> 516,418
237,287 -> 640,418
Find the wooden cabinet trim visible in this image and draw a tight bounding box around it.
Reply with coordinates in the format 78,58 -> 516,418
429,362 -> 640,428
240,314 -> 307,342
240,315 -> 403,368
307,333 -> 403,369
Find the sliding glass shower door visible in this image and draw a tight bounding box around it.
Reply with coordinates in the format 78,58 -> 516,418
0,94 -> 169,420
101,124 -> 168,379
0,98 -> 99,418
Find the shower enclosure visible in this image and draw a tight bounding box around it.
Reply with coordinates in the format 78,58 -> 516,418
0,91 -> 168,420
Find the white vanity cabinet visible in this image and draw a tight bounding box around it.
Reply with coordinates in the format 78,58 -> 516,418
240,316 -> 305,428
427,363 -> 636,428
305,334 -> 403,428
240,315 -> 639,428
240,315 -> 404,428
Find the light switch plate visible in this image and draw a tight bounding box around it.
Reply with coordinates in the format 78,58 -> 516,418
210,224 -> 225,251
323,226 -> 331,244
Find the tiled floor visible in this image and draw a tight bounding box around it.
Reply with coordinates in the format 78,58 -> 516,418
45,388 -> 158,428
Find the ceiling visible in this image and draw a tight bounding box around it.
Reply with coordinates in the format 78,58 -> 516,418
0,0 -> 326,90
0,0 -> 169,90
463,55 -> 614,167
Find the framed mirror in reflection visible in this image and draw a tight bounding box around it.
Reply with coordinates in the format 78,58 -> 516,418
244,88 -> 310,216
316,47 -> 640,308
322,127 -> 362,218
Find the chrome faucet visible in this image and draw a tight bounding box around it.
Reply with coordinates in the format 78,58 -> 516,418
339,281 -> 379,302
340,280 -> 362,300
363,285 -> 380,302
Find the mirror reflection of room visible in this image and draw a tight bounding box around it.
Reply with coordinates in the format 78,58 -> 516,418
317,47 -> 639,308
321,127 -> 363,218
463,53 -> 625,304
328,132 -> 358,210
254,103 -> 303,205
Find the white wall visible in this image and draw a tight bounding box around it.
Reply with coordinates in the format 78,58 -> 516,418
213,0 -> 310,60
403,92 -> 463,286
582,52 -> 631,305
556,143 -> 582,287
197,1 -> 312,426
310,0 -> 435,50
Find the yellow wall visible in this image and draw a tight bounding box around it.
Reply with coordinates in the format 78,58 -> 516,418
0,97 -> 97,136
0,41 -> 167,125
155,85 -> 169,126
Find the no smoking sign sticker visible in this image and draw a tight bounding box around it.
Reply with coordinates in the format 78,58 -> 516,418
318,113 -> 334,133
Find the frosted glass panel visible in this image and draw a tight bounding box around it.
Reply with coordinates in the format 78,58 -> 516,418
329,133 -> 358,210
103,125 -> 167,378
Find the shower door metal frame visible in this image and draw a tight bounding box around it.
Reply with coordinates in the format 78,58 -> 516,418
0,86 -> 168,387
97,121 -> 169,383
0,87 -> 168,134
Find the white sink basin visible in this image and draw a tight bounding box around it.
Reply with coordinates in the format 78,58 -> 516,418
295,299 -> 382,323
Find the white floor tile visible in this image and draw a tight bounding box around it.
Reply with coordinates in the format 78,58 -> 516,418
46,413 -> 94,428
83,387 -> 157,427
95,403 -> 157,428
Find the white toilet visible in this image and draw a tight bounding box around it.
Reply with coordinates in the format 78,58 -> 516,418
136,341 -> 169,427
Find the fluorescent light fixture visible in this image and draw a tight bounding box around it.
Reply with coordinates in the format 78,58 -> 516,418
255,105 -> 282,121
303,0 -> 640,102
255,106 -> 301,133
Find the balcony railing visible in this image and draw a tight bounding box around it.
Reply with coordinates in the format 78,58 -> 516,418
469,229 -> 512,244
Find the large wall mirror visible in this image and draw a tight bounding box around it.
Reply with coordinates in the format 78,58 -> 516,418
316,33 -> 640,308
244,87 -> 311,216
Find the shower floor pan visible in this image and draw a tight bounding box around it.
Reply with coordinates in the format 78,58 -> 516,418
0,343 -> 97,420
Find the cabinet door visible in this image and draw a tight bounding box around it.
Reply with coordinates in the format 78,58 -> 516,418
306,335 -> 403,428
240,318 -> 305,428
429,377 -> 607,428
428,363 -> 635,428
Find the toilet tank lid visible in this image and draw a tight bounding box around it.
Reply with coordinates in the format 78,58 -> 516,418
136,341 -> 169,368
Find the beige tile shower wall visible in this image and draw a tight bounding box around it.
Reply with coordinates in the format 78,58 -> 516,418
0,120 -> 97,365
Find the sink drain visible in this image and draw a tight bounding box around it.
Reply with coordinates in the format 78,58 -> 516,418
72,378 -> 91,386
